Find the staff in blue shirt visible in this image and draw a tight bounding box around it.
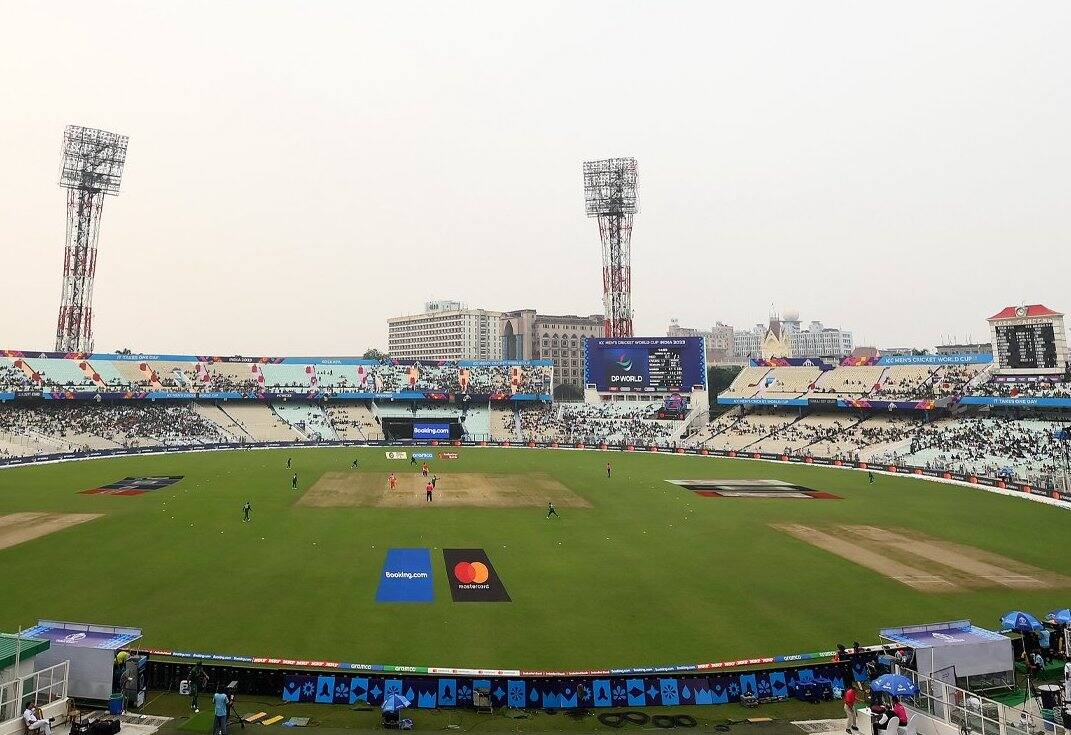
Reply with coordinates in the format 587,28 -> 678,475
212,688 -> 229,735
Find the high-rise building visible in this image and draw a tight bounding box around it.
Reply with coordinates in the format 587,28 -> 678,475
673,312 -> 854,362
500,310 -> 603,390
733,326 -> 765,361
387,301 -> 502,360
667,320 -> 733,363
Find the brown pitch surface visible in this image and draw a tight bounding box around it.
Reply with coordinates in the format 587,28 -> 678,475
0,512 -> 103,551
772,523 -> 1069,592
298,472 -> 592,508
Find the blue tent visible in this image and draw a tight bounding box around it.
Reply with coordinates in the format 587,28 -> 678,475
1000,611 -> 1043,632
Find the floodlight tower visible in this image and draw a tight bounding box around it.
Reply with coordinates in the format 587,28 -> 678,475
54,125 -> 129,352
583,157 -> 637,337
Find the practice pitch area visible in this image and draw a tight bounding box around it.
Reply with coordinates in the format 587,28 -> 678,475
0,446 -> 1068,671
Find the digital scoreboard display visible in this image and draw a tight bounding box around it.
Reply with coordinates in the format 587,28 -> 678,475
995,323 -> 1058,370
585,337 -> 707,393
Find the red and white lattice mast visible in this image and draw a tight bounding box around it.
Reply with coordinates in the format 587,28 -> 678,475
55,125 -> 129,352
583,157 -> 637,337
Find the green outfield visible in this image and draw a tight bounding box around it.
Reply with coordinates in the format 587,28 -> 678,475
0,447 -> 1068,671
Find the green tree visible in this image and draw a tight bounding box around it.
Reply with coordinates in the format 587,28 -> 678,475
707,365 -> 742,412
553,383 -> 584,402
362,348 -> 388,361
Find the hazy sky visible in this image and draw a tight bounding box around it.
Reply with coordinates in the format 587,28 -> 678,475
2,1 -> 1068,355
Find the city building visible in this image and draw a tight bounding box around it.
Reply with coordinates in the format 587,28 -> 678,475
387,301 -> 502,360
732,325 -> 765,362
881,346 -> 923,356
934,342 -> 993,356
500,310 -> 603,392
667,320 -> 731,364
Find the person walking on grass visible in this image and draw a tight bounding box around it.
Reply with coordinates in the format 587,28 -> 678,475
606,462 -> 612,479
286,457 -> 291,469
546,501 -> 558,519
291,473 -> 298,491
425,480 -> 434,502
242,502 -> 251,522
868,471 -> 875,484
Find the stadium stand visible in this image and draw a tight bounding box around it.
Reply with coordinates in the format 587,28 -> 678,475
460,405 -> 490,440
218,403 -> 301,442
719,367 -> 773,399
272,402 -> 338,441
491,406 -> 518,441
753,366 -> 824,397
1,351 -> 1068,493
325,403 -> 382,440
807,366 -> 883,398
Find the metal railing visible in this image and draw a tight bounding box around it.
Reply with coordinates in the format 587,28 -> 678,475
897,665 -> 1066,735
0,661 -> 68,726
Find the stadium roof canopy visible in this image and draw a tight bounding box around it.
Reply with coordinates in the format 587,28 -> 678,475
0,633 -> 49,669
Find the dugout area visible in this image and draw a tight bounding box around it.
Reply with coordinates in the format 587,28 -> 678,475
297,471 -> 593,508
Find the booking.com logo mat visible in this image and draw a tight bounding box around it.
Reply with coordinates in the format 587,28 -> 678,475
375,548 -> 434,602
443,549 -> 511,602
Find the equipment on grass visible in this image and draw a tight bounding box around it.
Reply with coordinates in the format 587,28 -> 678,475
226,681 -> 245,729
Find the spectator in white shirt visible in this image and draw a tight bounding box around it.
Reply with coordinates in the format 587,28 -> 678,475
24,705 -> 51,735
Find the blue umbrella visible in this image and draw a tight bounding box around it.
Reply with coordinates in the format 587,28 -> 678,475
870,674 -> 919,697
1001,611 -> 1043,632
381,693 -> 411,713
1045,609 -> 1071,625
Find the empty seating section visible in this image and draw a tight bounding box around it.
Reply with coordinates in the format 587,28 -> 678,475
23,358 -> 95,389
220,403 -> 300,441
110,361 -> 149,386
142,361 -> 195,388
461,406 -> 490,440
191,403 -> 244,441
272,402 -> 337,440
870,366 -> 934,397
755,367 -> 824,396
314,365 -> 361,389
720,367 -> 771,398
808,366 -> 883,397
83,360 -> 125,387
259,364 -> 315,389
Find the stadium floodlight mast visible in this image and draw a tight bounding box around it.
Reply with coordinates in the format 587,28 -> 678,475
583,157 -> 637,338
55,125 -> 129,353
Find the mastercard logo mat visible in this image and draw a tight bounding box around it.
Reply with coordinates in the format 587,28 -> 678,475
453,561 -> 489,584
442,548 -> 511,602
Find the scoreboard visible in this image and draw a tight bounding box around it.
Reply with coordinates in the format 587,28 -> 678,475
988,305 -> 1067,374
647,345 -> 685,390
994,323 -> 1058,370
585,337 -> 707,393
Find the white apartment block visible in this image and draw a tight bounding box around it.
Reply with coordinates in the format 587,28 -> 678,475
388,301 -> 503,360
